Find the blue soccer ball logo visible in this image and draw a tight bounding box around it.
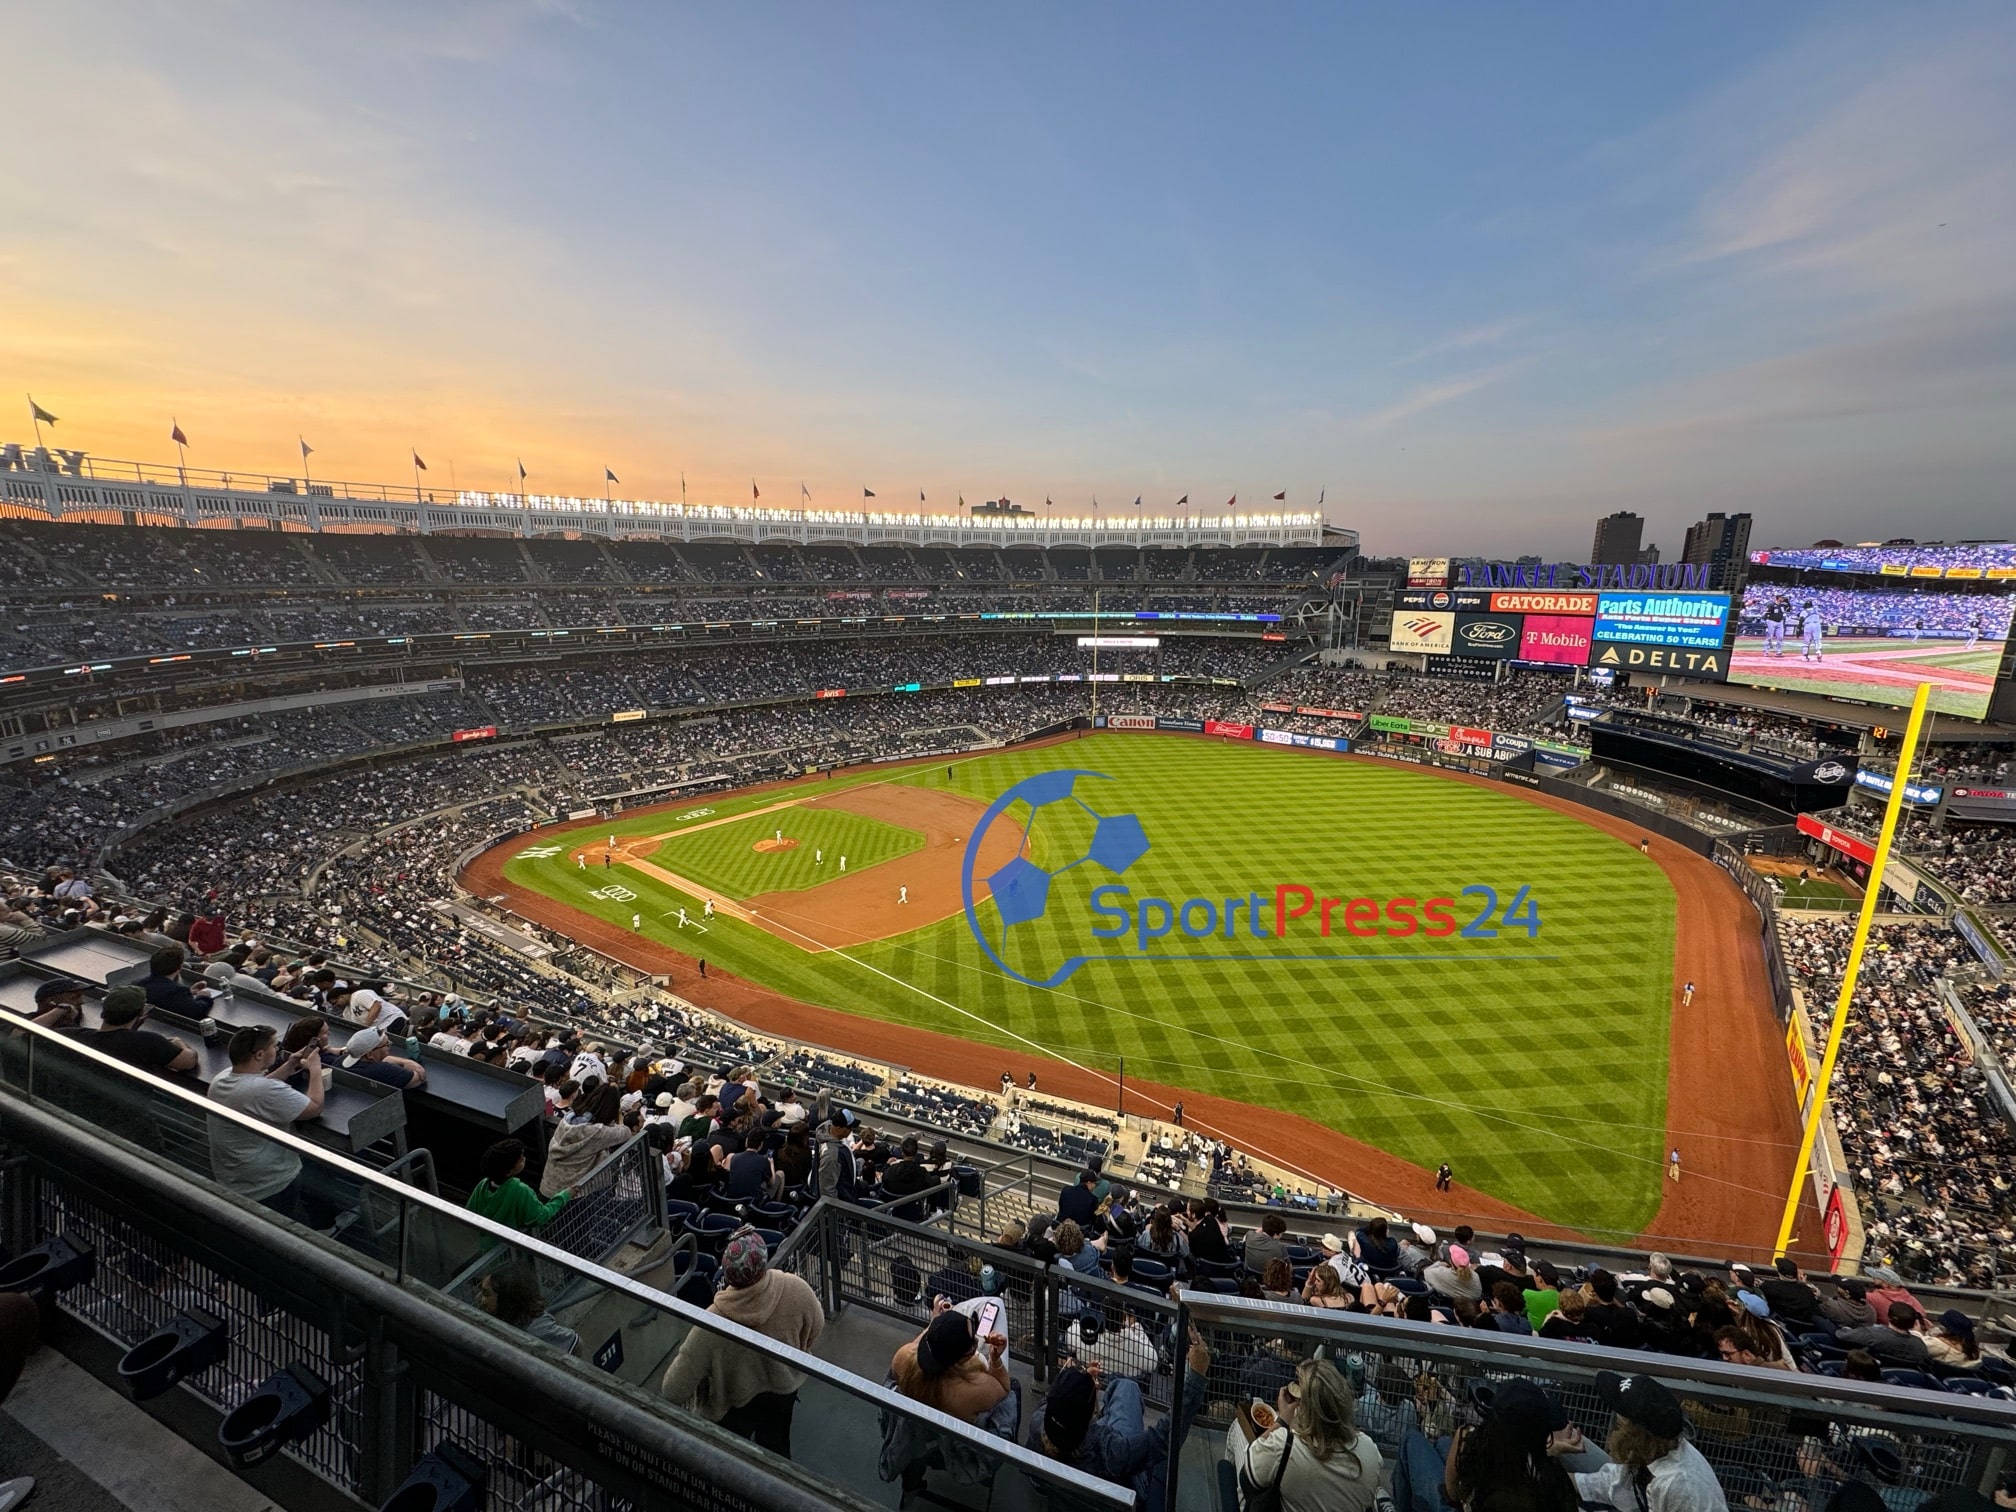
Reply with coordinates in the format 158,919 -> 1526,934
961,769 -> 1149,987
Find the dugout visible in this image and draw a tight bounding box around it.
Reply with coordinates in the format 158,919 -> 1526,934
1590,721 -> 1852,814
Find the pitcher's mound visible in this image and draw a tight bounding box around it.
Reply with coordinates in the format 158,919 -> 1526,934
753,837 -> 798,853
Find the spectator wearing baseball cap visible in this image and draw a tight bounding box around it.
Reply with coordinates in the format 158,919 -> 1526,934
19,976 -> 88,1030
85,984 -> 198,1075
1570,1371 -> 1727,1509
1414,1377 -> 1576,1512
661,1226 -> 824,1460
1758,1256 -> 1821,1327
341,1027 -> 428,1091
1924,1308 -> 1980,1367
1423,1245 -> 1482,1304
1028,1321 -> 1211,1512
1396,1224 -> 1437,1275
891,1300 -> 1011,1426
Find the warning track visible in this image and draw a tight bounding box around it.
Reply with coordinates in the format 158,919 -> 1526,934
461,738 -> 1810,1257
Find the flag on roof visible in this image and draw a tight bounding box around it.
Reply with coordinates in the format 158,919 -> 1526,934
171,421 -> 188,447
752,480 -> 760,500
1226,494 -> 1236,507
863,487 -> 875,499
517,458 -> 527,480
411,449 -> 426,470
300,437 -> 314,459
605,467 -> 618,483
1273,491 -> 1286,500
28,398 -> 56,425
1175,494 -> 1188,506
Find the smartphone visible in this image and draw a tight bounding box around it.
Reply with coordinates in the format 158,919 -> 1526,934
974,1299 -> 1003,1340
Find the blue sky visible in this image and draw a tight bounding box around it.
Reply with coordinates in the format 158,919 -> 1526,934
7,2 -> 2015,554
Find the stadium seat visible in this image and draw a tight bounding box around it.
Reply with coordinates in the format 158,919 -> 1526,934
664,1199 -> 701,1232
1879,1369 -> 1945,1393
1129,1257 -> 1173,1287
1193,1257 -> 1240,1281
1939,1376 -> 1998,1396
691,1211 -> 741,1253
745,1200 -> 798,1233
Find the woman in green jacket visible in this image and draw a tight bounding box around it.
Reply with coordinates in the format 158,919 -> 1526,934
467,1138 -> 569,1231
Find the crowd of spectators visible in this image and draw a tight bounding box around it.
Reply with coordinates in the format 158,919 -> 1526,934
1777,916 -> 2016,1285
1738,583 -> 2015,643
1907,822 -> 2016,907
1364,669 -> 1576,734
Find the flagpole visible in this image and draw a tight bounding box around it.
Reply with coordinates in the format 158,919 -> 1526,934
174,425 -> 188,487
413,452 -> 423,501
300,437 -> 313,493
27,396 -> 46,451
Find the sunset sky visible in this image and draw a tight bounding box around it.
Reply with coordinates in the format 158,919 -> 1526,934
8,2 -> 2015,555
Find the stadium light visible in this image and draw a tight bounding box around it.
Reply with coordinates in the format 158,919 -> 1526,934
1773,678 -> 1932,1262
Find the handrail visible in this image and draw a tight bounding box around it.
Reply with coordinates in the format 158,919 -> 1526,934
1174,1288 -> 2016,1429
0,1012 -> 1133,1507
0,1087 -> 869,1512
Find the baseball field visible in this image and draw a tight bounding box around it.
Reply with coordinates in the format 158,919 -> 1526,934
1729,636 -> 2002,719
487,732 -> 1681,1236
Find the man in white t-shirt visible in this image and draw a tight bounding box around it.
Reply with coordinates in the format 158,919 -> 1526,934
429,1023 -> 473,1055
335,984 -> 409,1038
773,1087 -> 809,1128
208,1024 -> 326,1222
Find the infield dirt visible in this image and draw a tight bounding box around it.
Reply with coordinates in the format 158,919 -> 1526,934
462,739 -> 1813,1259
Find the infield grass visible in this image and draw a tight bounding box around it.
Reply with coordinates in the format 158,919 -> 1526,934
645,805 -> 922,898
502,734 -> 1675,1236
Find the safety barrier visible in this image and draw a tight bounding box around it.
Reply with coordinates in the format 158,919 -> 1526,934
0,1017 -> 1131,1511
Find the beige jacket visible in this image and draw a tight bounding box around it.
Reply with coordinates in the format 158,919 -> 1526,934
660,1270 -> 825,1419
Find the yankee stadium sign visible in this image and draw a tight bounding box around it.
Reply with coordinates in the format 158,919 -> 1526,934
1458,561 -> 1714,590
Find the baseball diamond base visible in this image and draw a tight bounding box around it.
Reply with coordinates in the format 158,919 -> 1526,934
464,736 -> 1810,1257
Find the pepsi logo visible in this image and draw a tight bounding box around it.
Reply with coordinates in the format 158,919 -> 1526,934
1430,591 -> 1452,609
1813,761 -> 1848,784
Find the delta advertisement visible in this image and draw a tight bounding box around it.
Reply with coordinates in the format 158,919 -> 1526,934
1385,584 -> 1732,681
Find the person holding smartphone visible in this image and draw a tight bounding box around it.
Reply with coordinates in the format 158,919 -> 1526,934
890,1298 -> 1011,1426
206,1023 -> 327,1223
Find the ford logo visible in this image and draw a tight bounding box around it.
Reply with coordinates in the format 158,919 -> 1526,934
1460,622 -> 1514,645
1813,761 -> 1848,783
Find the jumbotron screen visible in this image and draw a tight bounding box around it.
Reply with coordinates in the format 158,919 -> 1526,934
1730,583 -> 2012,720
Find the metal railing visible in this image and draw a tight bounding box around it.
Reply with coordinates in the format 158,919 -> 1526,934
0,1015 -> 1131,1511
1175,1291 -> 2016,1508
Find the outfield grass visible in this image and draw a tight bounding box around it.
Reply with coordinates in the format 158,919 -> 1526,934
503,734 -> 1675,1235
647,804 -> 922,898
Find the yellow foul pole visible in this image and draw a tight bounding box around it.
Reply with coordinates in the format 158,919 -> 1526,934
1773,679 -> 1933,1261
